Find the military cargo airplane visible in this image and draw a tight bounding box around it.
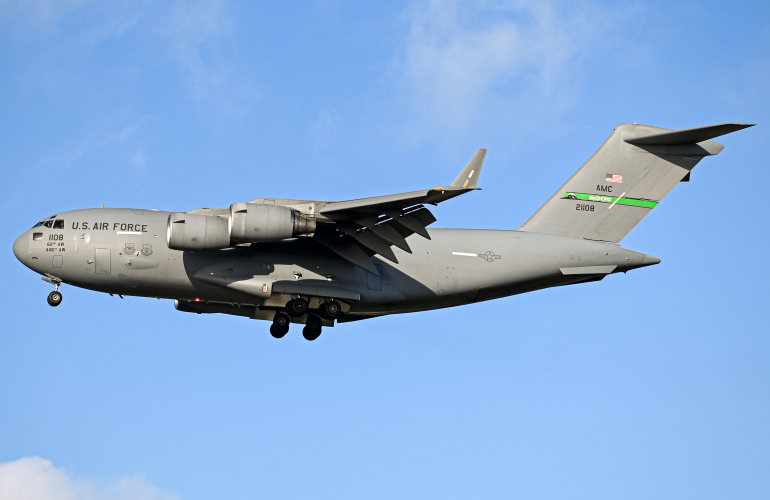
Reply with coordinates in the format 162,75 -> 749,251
13,123 -> 753,340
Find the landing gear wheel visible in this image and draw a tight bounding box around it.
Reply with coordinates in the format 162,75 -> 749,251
47,291 -> 62,307
319,300 -> 341,320
273,312 -> 291,328
286,297 -> 308,317
302,315 -> 323,341
302,325 -> 321,341
271,312 -> 291,338
270,324 -> 288,339
306,314 -> 323,331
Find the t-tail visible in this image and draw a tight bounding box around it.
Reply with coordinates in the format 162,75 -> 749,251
518,123 -> 754,242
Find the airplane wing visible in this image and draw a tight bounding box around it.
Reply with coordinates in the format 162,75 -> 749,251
312,149 -> 486,274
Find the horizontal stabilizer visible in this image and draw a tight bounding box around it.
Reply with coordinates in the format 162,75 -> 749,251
625,123 -> 754,146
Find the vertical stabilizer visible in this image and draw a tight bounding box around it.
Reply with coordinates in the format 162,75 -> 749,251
518,123 -> 753,242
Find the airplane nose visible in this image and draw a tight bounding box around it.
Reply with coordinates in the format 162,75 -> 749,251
13,233 -> 28,263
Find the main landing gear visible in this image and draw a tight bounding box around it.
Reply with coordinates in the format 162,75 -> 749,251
42,275 -> 63,307
302,314 -> 323,341
271,298 -> 343,341
270,312 -> 291,339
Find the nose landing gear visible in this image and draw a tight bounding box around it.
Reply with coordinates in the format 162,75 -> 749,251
47,290 -> 63,307
42,275 -> 63,307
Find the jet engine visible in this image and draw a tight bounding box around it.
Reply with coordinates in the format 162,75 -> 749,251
167,213 -> 231,251
228,203 -> 316,242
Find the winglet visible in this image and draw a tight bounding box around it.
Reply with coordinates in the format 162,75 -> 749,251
451,149 -> 486,189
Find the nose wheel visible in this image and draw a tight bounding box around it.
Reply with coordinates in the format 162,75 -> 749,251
47,290 -> 63,307
42,275 -> 63,307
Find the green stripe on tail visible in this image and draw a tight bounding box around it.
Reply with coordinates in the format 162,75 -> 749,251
561,193 -> 658,209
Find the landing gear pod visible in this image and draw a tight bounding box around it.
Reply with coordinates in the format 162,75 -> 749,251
229,203 -> 316,242
167,213 -> 231,251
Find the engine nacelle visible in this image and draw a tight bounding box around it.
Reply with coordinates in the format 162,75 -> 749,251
167,213 -> 231,251
229,203 -> 316,242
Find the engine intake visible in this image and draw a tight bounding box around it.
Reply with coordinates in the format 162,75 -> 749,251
167,213 -> 231,251
229,203 -> 316,242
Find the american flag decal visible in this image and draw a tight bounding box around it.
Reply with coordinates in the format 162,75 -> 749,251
606,174 -> 623,183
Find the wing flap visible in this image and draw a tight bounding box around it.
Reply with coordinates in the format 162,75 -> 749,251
350,229 -> 399,263
372,223 -> 411,253
326,238 -> 380,275
391,213 -> 430,239
308,150 -> 484,271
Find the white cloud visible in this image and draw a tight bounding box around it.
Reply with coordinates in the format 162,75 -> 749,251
400,0 -> 623,133
0,0 -> 139,44
163,0 -> 259,116
31,116 -> 154,177
1,1 -> 258,118
0,0 -> 89,28
0,457 -> 177,500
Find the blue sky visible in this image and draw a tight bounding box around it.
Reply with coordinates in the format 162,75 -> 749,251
1,1 -> 769,498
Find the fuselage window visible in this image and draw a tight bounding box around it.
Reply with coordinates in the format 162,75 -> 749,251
33,233 -> 42,241
53,219 -> 64,229
43,220 -> 53,228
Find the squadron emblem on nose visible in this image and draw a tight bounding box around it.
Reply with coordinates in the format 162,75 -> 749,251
123,243 -> 135,255
141,244 -> 153,256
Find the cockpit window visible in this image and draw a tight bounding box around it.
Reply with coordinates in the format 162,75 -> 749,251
32,217 -> 63,229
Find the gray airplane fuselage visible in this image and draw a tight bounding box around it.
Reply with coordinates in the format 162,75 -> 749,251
12,123 -> 753,337
13,207 -> 658,321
